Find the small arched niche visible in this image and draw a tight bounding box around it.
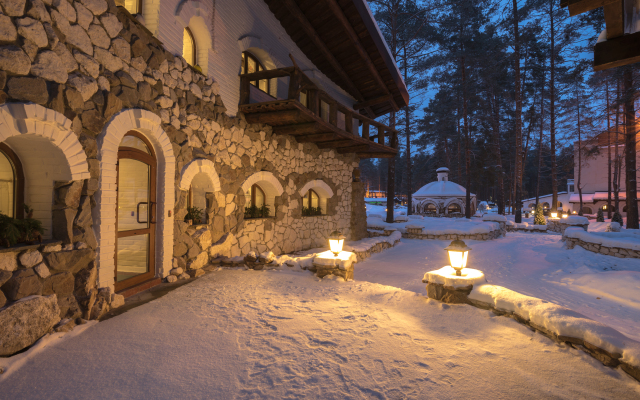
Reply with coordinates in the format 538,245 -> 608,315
241,171 -> 284,219
298,180 -> 334,216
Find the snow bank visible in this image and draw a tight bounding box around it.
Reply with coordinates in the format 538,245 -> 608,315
470,284 -> 640,367
345,231 -> 402,252
565,215 -> 589,225
565,227 -> 640,251
482,214 -> 507,223
367,215 -> 500,235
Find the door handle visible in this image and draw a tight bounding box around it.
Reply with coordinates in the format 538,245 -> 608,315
136,202 -> 148,223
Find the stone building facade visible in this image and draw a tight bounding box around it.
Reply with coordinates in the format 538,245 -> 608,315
0,0 -> 406,355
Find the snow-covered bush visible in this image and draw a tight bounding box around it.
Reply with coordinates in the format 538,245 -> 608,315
596,208 -> 604,222
533,203 -> 545,225
612,211 -> 623,225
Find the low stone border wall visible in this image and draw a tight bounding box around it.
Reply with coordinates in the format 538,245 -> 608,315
547,219 -> 589,234
368,223 -> 505,241
564,236 -> 640,259
352,238 -> 400,262
422,280 -> 640,383
506,224 -> 548,233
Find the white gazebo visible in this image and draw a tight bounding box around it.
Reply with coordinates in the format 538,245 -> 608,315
412,167 -> 476,216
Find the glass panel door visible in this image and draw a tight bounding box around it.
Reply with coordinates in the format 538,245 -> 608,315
116,134 -> 156,292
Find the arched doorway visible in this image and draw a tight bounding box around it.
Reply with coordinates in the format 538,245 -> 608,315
116,132 -> 157,291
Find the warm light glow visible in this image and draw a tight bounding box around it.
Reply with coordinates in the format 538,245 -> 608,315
329,238 -> 344,255
572,211 -> 577,214
562,214 -> 568,218
603,205 -> 607,210
328,231 -> 346,256
448,250 -> 468,271
551,212 -> 558,218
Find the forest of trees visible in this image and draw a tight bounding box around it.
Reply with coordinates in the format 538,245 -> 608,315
364,0 -> 639,227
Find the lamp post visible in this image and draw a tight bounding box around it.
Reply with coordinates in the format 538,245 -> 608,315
328,231 -> 345,257
444,239 -> 471,276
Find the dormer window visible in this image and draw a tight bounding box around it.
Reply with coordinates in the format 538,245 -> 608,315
241,52 -> 269,94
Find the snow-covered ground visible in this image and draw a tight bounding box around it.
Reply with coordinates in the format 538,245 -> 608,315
357,234 -> 640,343
2,269 -> 639,399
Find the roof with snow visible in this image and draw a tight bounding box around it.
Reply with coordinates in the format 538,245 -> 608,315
413,180 -> 475,198
569,192 -> 640,203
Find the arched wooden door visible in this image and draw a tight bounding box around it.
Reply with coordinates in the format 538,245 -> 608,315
115,132 -> 157,292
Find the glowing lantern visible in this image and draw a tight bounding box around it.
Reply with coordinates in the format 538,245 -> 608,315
328,231 -> 345,256
551,212 -> 558,219
562,213 -> 568,219
444,239 -> 471,276
603,205 -> 607,210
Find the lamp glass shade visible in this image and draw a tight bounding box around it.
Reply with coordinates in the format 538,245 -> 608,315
551,212 -> 558,218
328,231 -> 346,255
562,213 -> 568,218
448,250 -> 468,270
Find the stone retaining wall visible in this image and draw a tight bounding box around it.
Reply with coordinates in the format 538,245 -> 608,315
564,237 -> 640,259
506,225 -> 548,233
353,239 -> 400,262
424,281 -> 640,383
547,220 -> 589,234
366,222 -> 505,241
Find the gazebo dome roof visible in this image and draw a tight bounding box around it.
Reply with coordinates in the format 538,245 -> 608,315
412,180 -> 474,198
436,167 -> 450,173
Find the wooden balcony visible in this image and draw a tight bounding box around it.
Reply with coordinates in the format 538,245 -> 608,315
238,65 -> 398,159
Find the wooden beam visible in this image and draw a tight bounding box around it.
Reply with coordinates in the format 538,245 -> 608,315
317,140 -> 357,149
272,122 -> 319,135
240,67 -> 294,80
565,0 -> 617,15
337,144 -> 370,154
353,95 -> 393,111
322,0 -> 399,112
594,30 -> 640,71
357,152 -> 396,159
281,0 -> 366,103
296,133 -> 338,143
244,110 -> 302,125
603,0 -> 624,39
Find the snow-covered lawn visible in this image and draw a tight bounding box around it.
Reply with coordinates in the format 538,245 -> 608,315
2,268 -> 640,399
357,233 -> 640,343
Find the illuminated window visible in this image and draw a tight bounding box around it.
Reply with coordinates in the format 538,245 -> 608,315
241,52 -> 269,94
115,0 -> 141,14
447,203 -> 461,213
183,27 -> 196,66
299,90 -> 308,107
0,144 -> 23,218
320,100 -> 330,122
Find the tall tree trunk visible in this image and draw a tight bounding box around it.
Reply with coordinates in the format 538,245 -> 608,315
623,68 -> 638,229
490,87 -> 504,214
606,78 -> 612,219
386,111 -> 396,223
404,46 -> 412,216
549,0 -> 558,214
513,0 -> 523,223
614,78 -> 620,212
536,70 -> 545,209
577,87 -> 583,215
462,56 -> 471,218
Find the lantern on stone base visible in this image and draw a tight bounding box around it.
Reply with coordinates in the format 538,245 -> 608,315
444,239 -> 471,276
328,231 -> 346,256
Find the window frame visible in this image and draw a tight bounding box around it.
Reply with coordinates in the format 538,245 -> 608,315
0,143 -> 24,219
241,51 -> 270,94
184,27 -> 197,67
250,184 -> 265,208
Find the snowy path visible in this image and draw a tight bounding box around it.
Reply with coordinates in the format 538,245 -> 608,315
357,233 -> 640,342
1,269 -> 639,399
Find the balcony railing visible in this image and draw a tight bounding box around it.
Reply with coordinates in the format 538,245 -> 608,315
238,62 -> 398,158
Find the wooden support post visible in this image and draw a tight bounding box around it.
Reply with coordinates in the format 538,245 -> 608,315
329,101 -> 337,126
378,127 -> 385,146
308,90 -> 319,117
345,111 -> 353,135
362,122 -> 369,140
240,76 -> 250,105
288,68 -> 302,100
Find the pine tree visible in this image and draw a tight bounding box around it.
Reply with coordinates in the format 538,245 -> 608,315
534,203 -> 546,225
612,211 -> 623,225
596,208 -> 604,222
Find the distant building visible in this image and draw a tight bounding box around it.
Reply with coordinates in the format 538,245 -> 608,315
412,167 -> 476,216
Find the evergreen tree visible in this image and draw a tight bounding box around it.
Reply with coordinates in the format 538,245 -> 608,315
534,203 -> 546,225
596,208 -> 604,222
612,211 -> 623,225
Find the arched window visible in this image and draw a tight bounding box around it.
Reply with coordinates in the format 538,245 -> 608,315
426,203 -> 437,213
302,189 -> 321,216
241,52 -> 269,94
116,0 -> 141,14
542,202 -> 550,209
245,184 -> 269,218
448,203 -> 461,214
582,206 -> 593,214
183,27 -> 197,67
557,201 -> 563,208
0,143 -> 23,219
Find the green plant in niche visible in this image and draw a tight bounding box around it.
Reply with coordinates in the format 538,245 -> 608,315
0,214 -> 20,247
18,217 -> 44,244
244,204 -> 270,219
259,204 -> 270,218
0,204 -> 46,247
302,206 -> 322,216
185,206 -> 204,224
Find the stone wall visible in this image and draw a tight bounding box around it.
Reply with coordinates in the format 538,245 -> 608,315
547,219 -> 589,235
0,0 -> 363,290
564,237 -> 640,259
